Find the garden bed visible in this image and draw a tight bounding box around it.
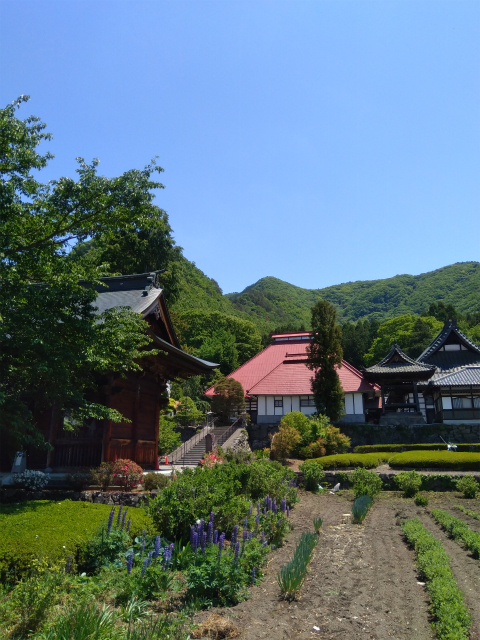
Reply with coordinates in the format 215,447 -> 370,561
196,491 -> 480,639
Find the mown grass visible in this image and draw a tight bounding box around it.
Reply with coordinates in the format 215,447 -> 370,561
402,518 -> 471,640
0,500 -> 155,581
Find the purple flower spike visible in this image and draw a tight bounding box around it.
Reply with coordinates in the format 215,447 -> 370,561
261,531 -> 266,544
231,524 -> 238,547
218,532 -> 225,554
192,531 -> 198,553
198,519 -> 205,540
121,508 -> 128,530
213,529 -> 218,544
255,514 -> 260,526
243,528 -> 248,541
257,501 -> 261,515
210,511 -> 215,524
264,495 -> 269,507
244,516 -> 248,529
127,551 -> 134,574
281,497 -> 286,513
116,505 -> 123,527
272,498 -> 277,515
286,506 -> 290,518
201,531 -> 207,554
141,556 -> 151,577
107,507 -> 115,534
248,504 -> 253,516
251,567 -> 256,584
154,535 -> 161,559
126,518 -> 131,533
207,520 -> 213,544
234,541 -> 240,562
190,525 -> 196,547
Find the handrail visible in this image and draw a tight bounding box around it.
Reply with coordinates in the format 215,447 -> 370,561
215,415 -> 245,448
168,415 -> 218,464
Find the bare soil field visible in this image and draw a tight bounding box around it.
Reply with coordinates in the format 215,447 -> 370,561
194,491 -> 480,640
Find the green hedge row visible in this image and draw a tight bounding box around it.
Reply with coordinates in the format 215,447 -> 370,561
389,451 -> 480,470
354,443 -> 480,454
311,453 -> 391,469
431,509 -> 480,559
0,500 -> 156,581
401,518 -> 471,639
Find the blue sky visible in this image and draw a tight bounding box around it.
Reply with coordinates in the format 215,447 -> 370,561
1,1 -> 479,294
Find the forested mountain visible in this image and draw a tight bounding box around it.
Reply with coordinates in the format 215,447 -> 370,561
226,262 -> 480,332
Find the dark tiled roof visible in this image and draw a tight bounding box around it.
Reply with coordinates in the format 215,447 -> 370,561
430,366 -> 480,387
418,321 -> 480,362
365,343 -> 436,377
422,349 -> 480,372
81,272 -> 163,317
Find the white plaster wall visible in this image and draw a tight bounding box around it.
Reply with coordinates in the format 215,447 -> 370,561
344,394 -> 354,415
353,393 -> 364,415
292,396 -> 300,411
257,396 -> 266,416
266,396 -> 275,415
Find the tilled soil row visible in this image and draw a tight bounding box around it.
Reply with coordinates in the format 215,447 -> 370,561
196,493 -> 436,640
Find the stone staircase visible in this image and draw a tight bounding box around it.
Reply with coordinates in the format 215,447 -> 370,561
173,426 -> 231,466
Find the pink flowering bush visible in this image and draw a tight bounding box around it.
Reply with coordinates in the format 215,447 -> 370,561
112,459 -> 144,491
200,450 -> 224,468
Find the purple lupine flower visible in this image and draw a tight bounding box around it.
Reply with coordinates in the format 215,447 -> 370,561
286,506 -> 290,518
281,497 -> 286,513
251,567 -> 256,584
141,530 -> 146,555
126,518 -> 131,533
198,519 -> 205,540
244,516 -> 248,529
272,498 -> 277,515
248,504 -> 253,516
141,556 -> 151,577
209,511 -> 215,525
264,495 -> 269,508
261,531 -> 266,544
121,508 -> 128,530
116,505 -> 123,527
107,507 -> 115,534
255,514 -> 260,526
268,496 -> 273,511
234,541 -> 240,562
257,501 -> 260,515
231,524 -> 238,547
218,532 -> 225,555
190,525 -> 196,548
213,529 -> 218,544
127,551 -> 134,574
153,535 -> 161,559
207,520 -> 213,545
201,531 -> 207,554
192,531 -> 198,553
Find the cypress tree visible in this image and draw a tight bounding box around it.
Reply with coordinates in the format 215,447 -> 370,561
307,300 -> 344,421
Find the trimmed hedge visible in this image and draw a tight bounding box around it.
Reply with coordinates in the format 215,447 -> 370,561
311,453 -> 391,469
402,518 -> 471,639
431,509 -> 480,559
0,500 -> 156,581
389,451 -> 480,470
354,443 -> 480,454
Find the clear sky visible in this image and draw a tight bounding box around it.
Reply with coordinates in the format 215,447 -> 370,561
1,1 -> 479,294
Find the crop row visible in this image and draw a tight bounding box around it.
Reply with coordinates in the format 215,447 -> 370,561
455,504 -> 480,523
402,518 -> 471,640
431,509 -> 480,559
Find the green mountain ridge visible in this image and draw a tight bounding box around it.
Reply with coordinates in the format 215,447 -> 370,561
177,261 -> 479,333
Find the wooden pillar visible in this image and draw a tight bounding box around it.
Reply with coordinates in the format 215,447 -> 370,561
132,379 -> 141,462
381,386 -> 386,414
153,383 -> 161,470
45,400 -> 56,469
102,375 -> 114,462
413,381 -> 420,412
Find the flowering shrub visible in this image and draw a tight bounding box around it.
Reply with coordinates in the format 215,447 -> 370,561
112,459 -> 143,491
200,450 -> 224,468
13,470 -> 49,490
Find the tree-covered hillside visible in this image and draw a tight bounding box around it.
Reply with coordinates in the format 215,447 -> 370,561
226,262 -> 480,332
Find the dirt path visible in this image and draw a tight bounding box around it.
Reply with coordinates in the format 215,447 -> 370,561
416,508 -> 480,640
196,492 -> 434,640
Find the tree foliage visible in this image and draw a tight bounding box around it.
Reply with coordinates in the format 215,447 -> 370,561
0,96 -> 165,451
307,300 -> 344,421
211,378 -> 246,422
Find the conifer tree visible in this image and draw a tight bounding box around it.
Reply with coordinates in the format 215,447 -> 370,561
307,300 -> 344,421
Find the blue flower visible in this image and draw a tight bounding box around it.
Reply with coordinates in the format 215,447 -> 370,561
107,508 -> 115,534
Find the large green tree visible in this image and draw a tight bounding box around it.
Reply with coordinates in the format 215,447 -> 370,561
0,96 -> 167,452
307,300 -> 344,421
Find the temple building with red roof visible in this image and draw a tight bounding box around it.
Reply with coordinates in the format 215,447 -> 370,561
205,332 -> 380,424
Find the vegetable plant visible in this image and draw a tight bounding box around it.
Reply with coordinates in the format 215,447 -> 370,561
277,532 -> 318,600
351,495 -> 373,524
431,509 -> 480,559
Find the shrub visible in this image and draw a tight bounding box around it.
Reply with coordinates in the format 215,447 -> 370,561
431,509 -> 480,559
270,424 -> 301,462
354,443 -> 480,454
200,450 -> 224,468
389,451 -> 480,470
254,448 -> 271,459
456,475 -> 479,499
321,426 -> 351,456
351,495 -> 373,523
242,460 -> 297,506
298,460 -> 325,492
299,439 -> 326,459
311,453 -> 391,469
157,414 -> 182,456
0,500 -> 155,582
13,470 -> 49,490
142,472 -> 170,492
67,472 -> 91,491
414,494 -> 429,507
402,518 -> 471,639
394,471 -> 422,497
113,459 -> 144,491
277,531 -> 318,600
254,497 -> 292,547
279,411 -> 312,445
90,462 -> 114,491
351,468 -> 382,499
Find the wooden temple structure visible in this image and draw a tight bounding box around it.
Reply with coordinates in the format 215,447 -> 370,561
26,271 -> 218,471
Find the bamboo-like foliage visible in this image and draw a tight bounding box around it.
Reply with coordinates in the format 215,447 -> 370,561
351,495 -> 373,524
277,532 -> 318,600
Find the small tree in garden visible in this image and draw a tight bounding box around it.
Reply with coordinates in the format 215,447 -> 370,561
211,377 -> 246,422
90,461 -> 114,490
112,459 -> 143,491
270,424 -> 301,462
307,300 -> 345,421
158,414 -> 182,456
172,396 -> 205,428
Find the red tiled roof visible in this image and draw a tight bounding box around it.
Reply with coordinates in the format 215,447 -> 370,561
205,341 -> 377,396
